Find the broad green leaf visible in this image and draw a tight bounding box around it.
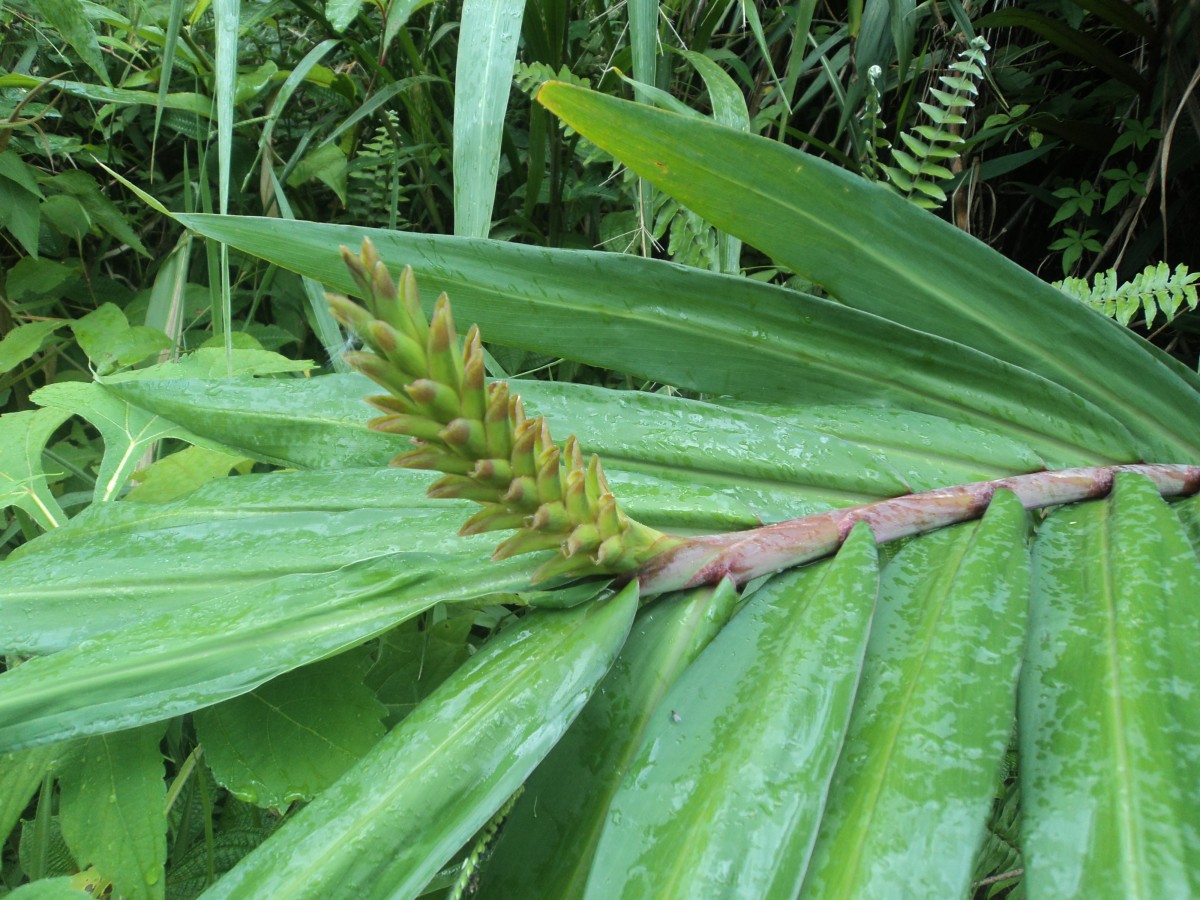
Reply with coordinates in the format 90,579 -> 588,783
58,724 -> 167,900
535,82 -> 1200,462
0,177 -> 42,256
172,213 -> 1138,468
801,491 -> 1030,897
37,0 -> 110,84
71,304 -> 171,375
477,580 -> 739,898
0,546 -> 540,752
124,445 -> 248,503
0,150 -> 45,198
40,194 -> 91,242
585,527 -> 879,898
202,584 -> 639,899
725,401 -> 1045,489
454,0 -> 526,237
195,653 -> 387,808
0,408 -> 71,529
4,258 -> 80,304
47,171 -> 149,256
1021,473 -> 1200,896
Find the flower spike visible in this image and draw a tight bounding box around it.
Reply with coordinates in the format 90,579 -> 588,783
327,238 -> 678,581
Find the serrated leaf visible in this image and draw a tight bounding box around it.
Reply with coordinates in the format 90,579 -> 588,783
195,653 -> 387,808
364,614 -> 475,728
801,491 -> 1030,896
584,527 -> 879,898
58,724 -> 167,900
1021,473 -> 1200,896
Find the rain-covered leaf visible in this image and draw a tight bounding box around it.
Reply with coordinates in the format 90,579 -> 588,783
203,584 -> 639,899
195,652 -> 387,808
58,724 -> 167,900
1022,473 -> 1200,895
535,82 -> 1200,462
478,580 -> 739,897
585,527 -> 878,897
173,214 -> 1138,468
802,491 -> 1030,896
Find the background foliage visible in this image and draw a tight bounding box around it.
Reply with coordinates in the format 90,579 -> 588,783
2,0 -> 1198,897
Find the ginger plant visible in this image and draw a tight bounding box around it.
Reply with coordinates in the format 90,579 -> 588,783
329,239 -> 1200,595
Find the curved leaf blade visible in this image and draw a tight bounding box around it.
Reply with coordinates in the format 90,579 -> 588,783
535,82 -> 1200,462
172,213 -> 1140,468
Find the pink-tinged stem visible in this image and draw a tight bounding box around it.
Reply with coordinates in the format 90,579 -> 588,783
637,464 -> 1200,595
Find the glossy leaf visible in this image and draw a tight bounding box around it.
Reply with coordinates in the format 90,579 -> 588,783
802,491 -> 1030,897
0,537 -> 540,751
203,584 -> 639,899
58,724 -> 168,900
195,652 -> 387,808
0,462 -> 747,659
1021,473 -> 1200,895
535,82 -> 1200,462
478,580 -> 740,897
172,213 -> 1137,468
103,372 -> 911,519
585,527 -> 878,898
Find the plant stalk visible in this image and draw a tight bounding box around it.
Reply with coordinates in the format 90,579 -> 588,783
637,464 -> 1200,594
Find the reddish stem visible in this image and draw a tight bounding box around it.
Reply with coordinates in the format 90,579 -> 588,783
637,464 -> 1200,595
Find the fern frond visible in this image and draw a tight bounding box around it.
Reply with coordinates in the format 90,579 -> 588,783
1055,262 -> 1199,327
874,36 -> 990,210
514,62 -> 590,98
327,239 -> 677,582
